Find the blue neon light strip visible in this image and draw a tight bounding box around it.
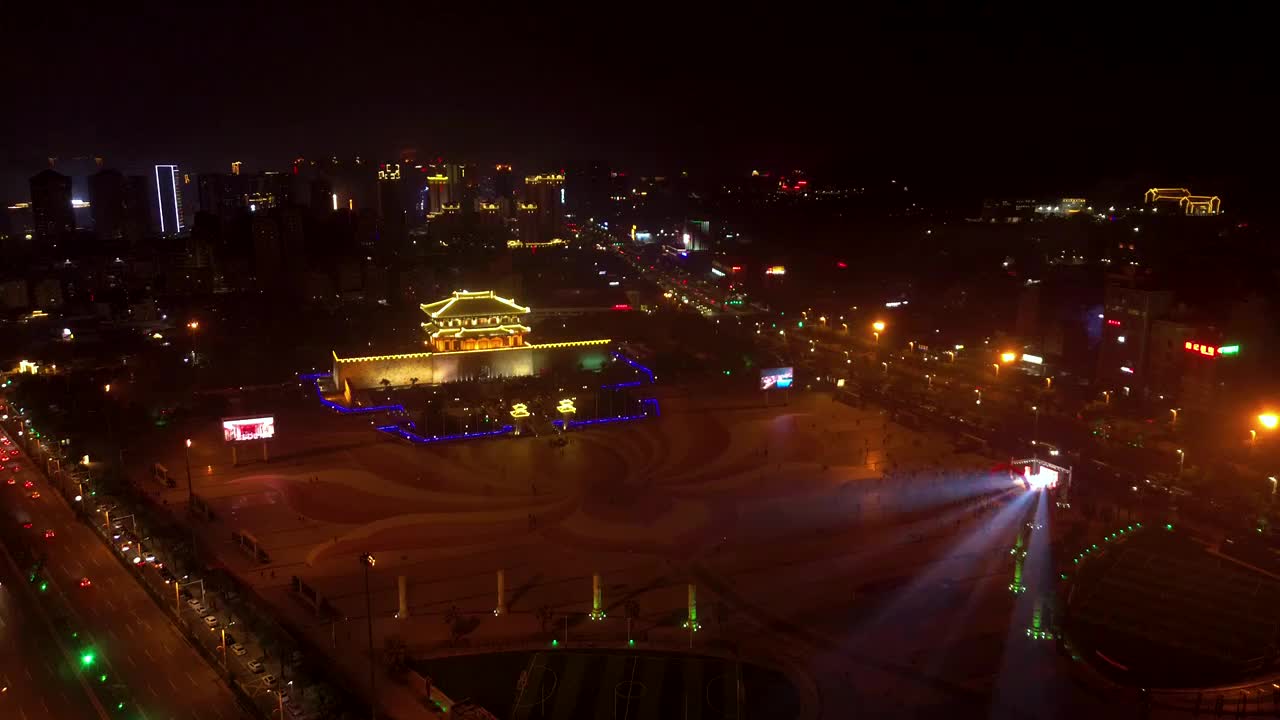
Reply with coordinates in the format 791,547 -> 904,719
600,381 -> 643,390
612,352 -> 655,383
551,406 -> 657,430
299,373 -> 406,415
641,397 -> 661,417
377,424 -> 514,444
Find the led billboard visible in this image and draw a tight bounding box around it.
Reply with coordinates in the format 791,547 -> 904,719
222,416 -> 276,443
760,367 -> 794,391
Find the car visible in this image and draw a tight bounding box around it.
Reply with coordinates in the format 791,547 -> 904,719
29,491 -> 39,499
263,674 -> 278,688
203,615 -> 218,628
286,700 -> 305,717
43,529 -> 55,539
246,660 -> 265,673
5,476 -> 14,485
230,643 -> 247,656
21,521 -> 32,529
23,480 -> 34,488
186,598 -> 203,610
79,577 -> 92,588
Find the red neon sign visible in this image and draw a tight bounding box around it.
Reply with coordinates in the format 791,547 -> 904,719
1106,319 -> 1122,326
1184,341 -> 1216,356
612,304 -> 631,311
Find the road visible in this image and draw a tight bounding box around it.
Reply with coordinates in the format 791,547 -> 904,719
0,434 -> 249,720
0,541 -> 103,720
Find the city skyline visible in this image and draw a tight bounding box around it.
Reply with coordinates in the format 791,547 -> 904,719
1,8 -> 1270,202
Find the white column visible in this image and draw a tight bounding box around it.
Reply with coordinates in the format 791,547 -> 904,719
495,570 -> 506,616
397,575 -> 408,619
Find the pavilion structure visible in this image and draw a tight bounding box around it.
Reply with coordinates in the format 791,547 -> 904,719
421,290 -> 532,352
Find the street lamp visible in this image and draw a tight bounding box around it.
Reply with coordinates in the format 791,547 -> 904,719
872,321 -> 885,344
1032,405 -> 1039,446
1169,408 -> 1179,427
187,320 -> 200,365
1000,351 -> 1017,364
1259,413 -> 1279,431
184,439 -> 194,504
992,363 -> 1000,377
359,552 -> 377,720
1176,449 -> 1185,478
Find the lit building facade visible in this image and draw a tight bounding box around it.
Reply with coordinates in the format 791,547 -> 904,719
332,290 -> 611,391
524,173 -> 564,240
155,164 -> 185,234
1144,187 -> 1221,215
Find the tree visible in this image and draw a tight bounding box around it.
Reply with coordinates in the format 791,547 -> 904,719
303,684 -> 339,717
380,378 -> 391,390
409,377 -> 419,388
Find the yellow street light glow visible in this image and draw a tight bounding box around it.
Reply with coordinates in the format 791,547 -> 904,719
1000,352 -> 1017,363
872,321 -> 886,332
1260,413 -> 1279,430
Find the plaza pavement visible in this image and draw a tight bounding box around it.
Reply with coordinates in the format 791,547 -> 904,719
141,385 -> 1117,719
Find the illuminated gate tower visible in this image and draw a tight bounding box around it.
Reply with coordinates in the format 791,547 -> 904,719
421,290 -> 531,352
332,290 -> 612,391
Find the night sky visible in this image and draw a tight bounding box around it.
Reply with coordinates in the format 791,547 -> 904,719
2,5 -> 1272,202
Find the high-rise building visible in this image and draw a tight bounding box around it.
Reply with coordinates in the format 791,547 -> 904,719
122,175 -> 150,243
29,169 -> 74,243
493,164 -> 516,208
1098,284 -> 1173,396
197,173 -> 248,223
425,170 -> 450,217
154,164 -> 185,234
377,163 -> 406,258
524,174 -> 564,240
88,168 -> 126,240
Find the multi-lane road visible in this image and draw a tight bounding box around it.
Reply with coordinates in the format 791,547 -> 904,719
0,431 -> 248,720
0,541 -> 102,720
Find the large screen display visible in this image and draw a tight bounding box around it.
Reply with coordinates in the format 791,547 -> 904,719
222,416 -> 276,443
760,367 -> 794,391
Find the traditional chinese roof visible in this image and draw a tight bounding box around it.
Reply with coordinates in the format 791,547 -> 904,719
425,324 -> 531,339
420,290 -> 530,319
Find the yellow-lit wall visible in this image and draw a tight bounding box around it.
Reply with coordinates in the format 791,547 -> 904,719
332,341 -> 611,391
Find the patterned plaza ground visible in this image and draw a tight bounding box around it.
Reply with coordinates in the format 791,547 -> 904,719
153,384 -> 1089,718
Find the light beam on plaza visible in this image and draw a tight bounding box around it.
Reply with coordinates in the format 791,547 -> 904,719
844,489 -> 1037,669
989,488 -> 1060,716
